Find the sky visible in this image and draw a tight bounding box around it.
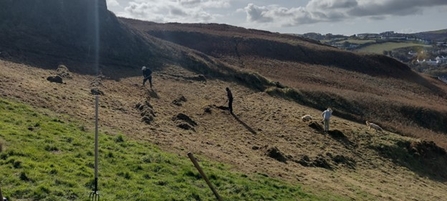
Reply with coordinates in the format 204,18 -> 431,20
105,0 -> 447,35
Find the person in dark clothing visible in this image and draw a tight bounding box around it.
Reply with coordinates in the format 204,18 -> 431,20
226,87 -> 233,114
142,66 -> 153,88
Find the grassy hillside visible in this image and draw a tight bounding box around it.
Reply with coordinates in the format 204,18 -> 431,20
124,19 -> 418,79
356,42 -> 431,54
1,60 -> 447,201
414,29 -> 447,42
124,18 -> 447,145
0,97 -> 335,201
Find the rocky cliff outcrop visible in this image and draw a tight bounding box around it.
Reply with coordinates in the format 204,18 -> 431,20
0,0 -> 161,73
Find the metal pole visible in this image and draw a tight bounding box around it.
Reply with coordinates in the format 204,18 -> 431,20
89,95 -> 100,200
94,95 -> 99,190
187,153 -> 222,201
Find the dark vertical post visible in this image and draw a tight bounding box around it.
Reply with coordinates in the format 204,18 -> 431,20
89,95 -> 100,200
94,95 -> 99,192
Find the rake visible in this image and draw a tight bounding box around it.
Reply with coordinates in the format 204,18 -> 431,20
89,95 -> 100,201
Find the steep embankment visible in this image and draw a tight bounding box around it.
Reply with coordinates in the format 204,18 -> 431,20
123,18 -> 447,144
122,19 -> 418,79
0,0 -> 168,73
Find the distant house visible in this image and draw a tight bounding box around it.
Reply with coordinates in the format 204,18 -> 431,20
437,49 -> 447,54
356,33 -> 380,39
380,31 -> 395,37
417,59 -> 438,66
380,32 -> 406,40
388,36 -> 406,40
417,39 -> 431,44
436,42 -> 447,47
408,51 -> 418,57
349,44 -> 360,49
436,56 -> 447,64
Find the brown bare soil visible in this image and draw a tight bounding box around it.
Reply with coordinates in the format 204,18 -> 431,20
2,59 -> 447,200
124,18 -> 447,147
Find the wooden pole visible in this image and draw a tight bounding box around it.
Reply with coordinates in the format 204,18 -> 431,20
0,186 -> 3,201
187,153 -> 222,201
94,95 -> 99,190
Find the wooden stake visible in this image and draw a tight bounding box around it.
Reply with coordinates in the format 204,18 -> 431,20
187,153 -> 222,201
0,186 -> 3,201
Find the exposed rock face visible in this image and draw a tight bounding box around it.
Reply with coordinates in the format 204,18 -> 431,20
0,0 -> 109,50
0,0 -> 157,73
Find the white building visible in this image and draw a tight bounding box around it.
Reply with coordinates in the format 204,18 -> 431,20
417,59 -> 438,66
436,56 -> 447,64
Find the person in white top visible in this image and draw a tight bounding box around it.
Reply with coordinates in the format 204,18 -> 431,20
321,108 -> 333,132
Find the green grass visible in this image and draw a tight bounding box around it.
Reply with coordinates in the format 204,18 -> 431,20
0,98 -> 347,201
356,42 -> 431,54
424,29 -> 447,34
338,39 -> 375,44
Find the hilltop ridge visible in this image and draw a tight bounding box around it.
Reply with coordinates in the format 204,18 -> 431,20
123,18 -> 416,79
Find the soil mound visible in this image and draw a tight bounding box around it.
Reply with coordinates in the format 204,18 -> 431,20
172,113 -> 197,131
136,101 -> 155,124
264,146 -> 288,163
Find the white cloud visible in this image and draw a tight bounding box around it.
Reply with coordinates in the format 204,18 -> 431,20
243,4 -> 273,23
106,0 -> 447,34
106,0 -> 120,7
242,0 -> 447,27
177,0 -> 230,8
121,0 -> 229,23
178,0 -> 201,6
307,0 -> 358,10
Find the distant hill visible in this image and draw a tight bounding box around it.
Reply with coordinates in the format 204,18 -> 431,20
123,19 -> 415,78
414,29 -> 447,42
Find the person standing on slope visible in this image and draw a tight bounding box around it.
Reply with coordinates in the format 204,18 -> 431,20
226,87 -> 233,114
321,107 -> 333,132
142,66 -> 153,88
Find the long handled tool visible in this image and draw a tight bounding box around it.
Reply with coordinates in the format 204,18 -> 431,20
89,95 -> 100,201
0,186 -> 2,200
188,153 -> 222,201
89,1 -> 100,199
